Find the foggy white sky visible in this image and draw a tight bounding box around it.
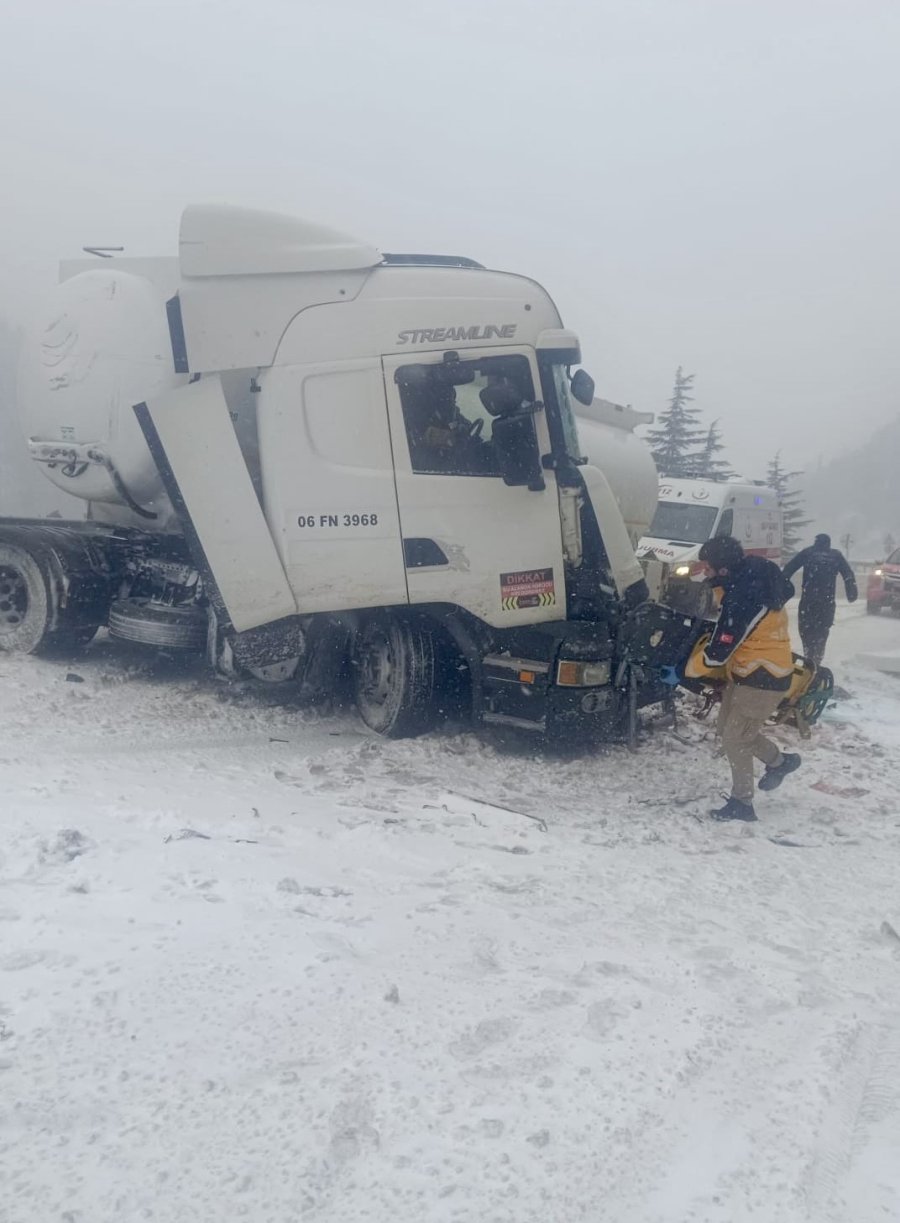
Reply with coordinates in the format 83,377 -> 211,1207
1,0 -> 898,477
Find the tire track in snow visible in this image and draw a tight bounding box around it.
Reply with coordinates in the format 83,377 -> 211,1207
804,1018 -> 900,1223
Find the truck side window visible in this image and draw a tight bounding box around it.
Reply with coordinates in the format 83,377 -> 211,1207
715,509 -> 734,537
396,355 -> 534,478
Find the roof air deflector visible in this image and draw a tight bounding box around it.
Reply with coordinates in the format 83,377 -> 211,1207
179,204 -> 381,278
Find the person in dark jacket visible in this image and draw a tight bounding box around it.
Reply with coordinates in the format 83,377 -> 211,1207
697,536 -> 800,822
782,534 -> 857,665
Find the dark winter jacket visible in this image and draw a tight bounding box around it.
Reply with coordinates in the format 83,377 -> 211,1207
703,555 -> 796,690
783,544 -> 857,629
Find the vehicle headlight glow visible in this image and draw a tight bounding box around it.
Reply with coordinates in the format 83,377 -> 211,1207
674,564 -> 691,577
874,568 -> 884,576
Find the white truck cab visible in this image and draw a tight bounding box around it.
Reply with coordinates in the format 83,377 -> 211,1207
3,204 -> 695,741
638,478 -> 782,613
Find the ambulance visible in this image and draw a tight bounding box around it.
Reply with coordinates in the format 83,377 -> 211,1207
638,478 -> 782,615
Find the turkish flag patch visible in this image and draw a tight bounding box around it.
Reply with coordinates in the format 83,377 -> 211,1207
720,633 -> 735,644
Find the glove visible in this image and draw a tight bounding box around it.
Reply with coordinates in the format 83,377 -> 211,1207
659,665 -> 682,687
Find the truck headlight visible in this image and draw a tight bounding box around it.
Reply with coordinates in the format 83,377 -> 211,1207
674,565 -> 691,576
874,568 -> 884,576
556,659 -> 611,687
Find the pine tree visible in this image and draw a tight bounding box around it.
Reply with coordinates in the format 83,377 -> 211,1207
767,452 -> 812,558
688,419 -> 733,481
647,367 -> 705,477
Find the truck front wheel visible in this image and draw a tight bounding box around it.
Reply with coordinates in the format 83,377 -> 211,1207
352,614 -> 437,737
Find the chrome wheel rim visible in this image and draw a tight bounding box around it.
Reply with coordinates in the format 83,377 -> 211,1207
0,566 -> 28,636
359,628 -> 395,709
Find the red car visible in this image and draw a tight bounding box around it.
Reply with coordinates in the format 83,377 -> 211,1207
867,548 -> 900,614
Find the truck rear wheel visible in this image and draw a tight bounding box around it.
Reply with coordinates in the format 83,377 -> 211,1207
352,614 -> 437,737
0,542 -> 97,656
0,545 -> 49,654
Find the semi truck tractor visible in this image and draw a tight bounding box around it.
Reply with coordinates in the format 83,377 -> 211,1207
1,204 -> 692,739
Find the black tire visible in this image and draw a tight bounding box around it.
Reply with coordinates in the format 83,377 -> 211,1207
0,542 -> 98,656
866,601 -> 882,616
351,613 -> 437,737
0,543 -> 52,654
108,597 -> 208,651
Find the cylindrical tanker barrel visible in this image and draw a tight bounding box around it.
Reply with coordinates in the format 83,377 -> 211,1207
574,400 -> 659,546
17,269 -> 182,521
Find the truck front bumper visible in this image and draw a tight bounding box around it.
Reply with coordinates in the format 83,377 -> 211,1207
480,641 -> 622,741
479,604 -> 703,742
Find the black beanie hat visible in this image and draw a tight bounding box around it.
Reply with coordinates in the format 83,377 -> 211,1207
698,535 -> 745,570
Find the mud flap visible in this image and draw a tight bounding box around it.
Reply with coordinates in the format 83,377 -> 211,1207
134,377 -> 297,632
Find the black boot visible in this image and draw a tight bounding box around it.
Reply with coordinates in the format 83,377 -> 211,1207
758,752 -> 802,792
710,796 -> 758,822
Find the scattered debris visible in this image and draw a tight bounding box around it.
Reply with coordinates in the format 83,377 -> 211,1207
810,781 -> 870,799
446,791 -> 548,833
164,829 -> 257,845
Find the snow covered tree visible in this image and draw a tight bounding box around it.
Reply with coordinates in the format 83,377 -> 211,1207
767,451 -> 811,559
688,419 -> 733,481
647,367 -> 705,477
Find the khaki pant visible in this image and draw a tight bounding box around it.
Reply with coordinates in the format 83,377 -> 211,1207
717,682 -> 784,803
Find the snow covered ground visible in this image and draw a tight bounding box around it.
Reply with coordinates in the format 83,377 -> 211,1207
3,605 -> 900,1222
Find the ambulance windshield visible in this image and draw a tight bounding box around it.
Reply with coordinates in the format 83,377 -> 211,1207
647,501 -> 719,545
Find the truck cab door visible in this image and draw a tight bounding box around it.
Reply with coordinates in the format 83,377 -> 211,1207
382,348 -> 566,628
254,361 -> 410,614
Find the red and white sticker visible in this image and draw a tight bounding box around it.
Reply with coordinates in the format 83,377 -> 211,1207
500,568 -> 556,610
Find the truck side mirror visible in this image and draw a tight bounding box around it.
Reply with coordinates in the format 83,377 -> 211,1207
570,369 -> 595,407
492,412 -> 545,491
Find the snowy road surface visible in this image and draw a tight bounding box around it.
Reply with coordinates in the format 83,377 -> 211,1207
3,605 -> 900,1222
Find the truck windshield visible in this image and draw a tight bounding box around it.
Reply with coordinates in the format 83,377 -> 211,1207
647,501 -> 719,545
538,360 -> 585,465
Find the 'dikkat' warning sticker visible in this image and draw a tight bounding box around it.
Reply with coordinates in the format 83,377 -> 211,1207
500,568 -> 556,611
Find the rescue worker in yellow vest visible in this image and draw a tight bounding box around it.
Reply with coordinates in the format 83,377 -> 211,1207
697,536 -> 800,822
